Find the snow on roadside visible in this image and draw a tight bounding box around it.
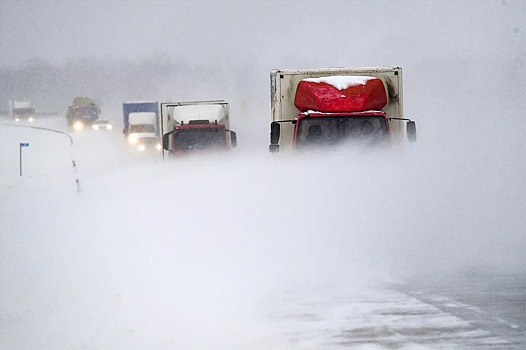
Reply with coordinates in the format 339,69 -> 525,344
1,116 -> 522,349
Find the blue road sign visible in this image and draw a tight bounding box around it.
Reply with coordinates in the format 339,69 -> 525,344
20,143 -> 29,147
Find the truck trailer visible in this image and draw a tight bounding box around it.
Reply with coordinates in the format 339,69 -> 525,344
269,67 -> 416,152
161,100 -> 237,156
8,100 -> 35,122
66,97 -> 100,131
122,101 -> 160,151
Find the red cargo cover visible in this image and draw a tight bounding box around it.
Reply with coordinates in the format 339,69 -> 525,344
294,76 -> 388,113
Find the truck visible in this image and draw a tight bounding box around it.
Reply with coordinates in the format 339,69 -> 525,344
161,100 -> 237,156
66,97 -> 100,131
122,101 -> 160,151
8,100 -> 35,122
269,67 -> 416,152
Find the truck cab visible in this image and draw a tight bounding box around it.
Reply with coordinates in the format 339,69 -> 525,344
161,101 -> 237,156
127,112 -> 161,151
9,100 -> 35,122
66,97 -> 100,131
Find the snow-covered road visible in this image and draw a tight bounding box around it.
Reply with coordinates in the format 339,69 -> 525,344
1,116 -> 524,349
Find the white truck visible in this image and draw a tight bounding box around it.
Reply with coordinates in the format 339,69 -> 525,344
127,112 -> 161,151
269,67 -> 416,152
161,100 -> 237,156
8,100 -> 35,122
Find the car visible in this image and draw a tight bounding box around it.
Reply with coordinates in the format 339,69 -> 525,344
92,119 -> 113,131
136,136 -> 162,152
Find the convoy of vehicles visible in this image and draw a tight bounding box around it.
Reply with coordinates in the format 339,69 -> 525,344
8,100 -> 35,122
8,67 -> 417,157
161,100 -> 237,156
268,67 -> 416,152
66,97 -> 100,131
122,101 -> 161,151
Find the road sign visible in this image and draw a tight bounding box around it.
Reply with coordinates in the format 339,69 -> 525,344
19,142 -> 29,175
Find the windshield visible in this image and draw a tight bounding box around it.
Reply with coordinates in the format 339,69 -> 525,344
129,124 -> 155,133
297,116 -> 388,147
71,106 -> 99,118
173,128 -> 225,150
13,108 -> 34,115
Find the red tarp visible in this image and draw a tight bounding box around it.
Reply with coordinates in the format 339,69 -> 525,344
294,77 -> 388,113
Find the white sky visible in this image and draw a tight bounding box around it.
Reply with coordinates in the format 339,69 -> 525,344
0,0 -> 524,68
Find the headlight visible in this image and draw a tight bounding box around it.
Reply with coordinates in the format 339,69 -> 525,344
15,118 -> 20,122
74,121 -> 84,131
106,124 -> 113,130
92,125 -> 99,130
156,143 -> 162,151
137,144 -> 146,152
128,134 -> 138,144
28,117 -> 34,122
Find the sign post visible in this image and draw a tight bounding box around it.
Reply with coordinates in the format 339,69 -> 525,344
19,143 -> 29,176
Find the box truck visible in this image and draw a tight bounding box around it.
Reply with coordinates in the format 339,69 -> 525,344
269,67 -> 416,152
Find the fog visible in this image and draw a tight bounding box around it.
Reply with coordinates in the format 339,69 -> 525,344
1,0 -> 525,348
1,0 -> 525,146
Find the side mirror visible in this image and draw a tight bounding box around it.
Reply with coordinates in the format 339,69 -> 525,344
230,131 -> 237,148
407,121 -> 416,142
270,122 -> 280,145
162,132 -> 171,150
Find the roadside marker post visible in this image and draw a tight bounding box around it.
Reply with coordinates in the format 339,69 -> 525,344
19,142 -> 29,176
